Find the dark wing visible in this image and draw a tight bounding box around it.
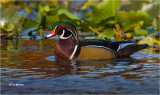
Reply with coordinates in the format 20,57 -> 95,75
79,39 -> 120,52
115,41 -> 136,50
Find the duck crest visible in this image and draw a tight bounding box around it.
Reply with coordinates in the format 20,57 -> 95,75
54,38 -> 76,60
53,21 -> 79,41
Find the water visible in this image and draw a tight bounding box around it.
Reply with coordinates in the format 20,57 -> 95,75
1,38 -> 160,94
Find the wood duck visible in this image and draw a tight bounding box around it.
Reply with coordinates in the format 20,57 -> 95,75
45,21 -> 148,60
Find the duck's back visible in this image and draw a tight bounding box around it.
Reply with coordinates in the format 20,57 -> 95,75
76,39 -> 148,60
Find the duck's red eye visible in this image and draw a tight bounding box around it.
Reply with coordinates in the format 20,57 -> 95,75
57,26 -> 62,30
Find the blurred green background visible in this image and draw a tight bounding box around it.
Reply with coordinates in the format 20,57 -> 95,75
0,0 -> 159,45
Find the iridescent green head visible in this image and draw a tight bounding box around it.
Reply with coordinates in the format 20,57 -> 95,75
46,21 -> 79,41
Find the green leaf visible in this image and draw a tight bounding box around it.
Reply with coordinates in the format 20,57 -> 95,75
58,9 -> 80,20
124,21 -> 144,32
90,0 -> 121,24
98,28 -> 114,39
4,23 -> 15,31
46,7 -> 60,16
134,29 -> 149,36
46,15 -> 60,25
98,17 -> 116,27
23,19 -> 40,29
117,11 -> 152,31
138,36 -> 160,46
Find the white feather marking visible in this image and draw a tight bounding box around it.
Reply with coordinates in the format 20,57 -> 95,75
119,43 -> 134,49
60,29 -> 72,39
70,45 -> 78,60
60,29 -> 65,38
117,45 -> 121,51
66,29 -> 78,41
84,45 -> 116,55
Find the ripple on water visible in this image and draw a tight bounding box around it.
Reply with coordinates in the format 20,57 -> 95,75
1,38 -> 160,94
131,53 -> 160,59
45,56 -> 56,61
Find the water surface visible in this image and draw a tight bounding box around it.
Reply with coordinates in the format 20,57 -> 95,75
1,38 -> 159,94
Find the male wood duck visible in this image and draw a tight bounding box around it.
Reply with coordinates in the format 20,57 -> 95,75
45,21 -> 148,60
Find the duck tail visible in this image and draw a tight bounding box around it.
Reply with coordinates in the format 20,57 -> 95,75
117,44 -> 148,57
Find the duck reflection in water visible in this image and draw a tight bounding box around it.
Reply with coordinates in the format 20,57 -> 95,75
52,57 -> 140,78
53,59 -> 78,77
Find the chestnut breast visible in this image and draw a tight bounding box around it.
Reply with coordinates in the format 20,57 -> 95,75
54,39 -> 76,60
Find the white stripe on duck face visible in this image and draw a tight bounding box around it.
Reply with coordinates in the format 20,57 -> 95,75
60,29 -> 72,39
66,28 -> 79,42
55,25 -> 77,39
84,45 -> 117,55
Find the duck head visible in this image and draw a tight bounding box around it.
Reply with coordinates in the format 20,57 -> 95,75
46,22 -> 81,60
46,21 -> 79,42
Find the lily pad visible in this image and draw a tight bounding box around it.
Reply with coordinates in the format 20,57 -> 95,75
98,29 -> 114,40
4,23 -> 15,32
116,11 -> 152,30
134,29 -> 149,36
58,9 -> 80,20
138,36 -> 160,46
89,0 -> 121,24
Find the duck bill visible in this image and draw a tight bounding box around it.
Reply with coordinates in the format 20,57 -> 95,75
46,29 -> 56,39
